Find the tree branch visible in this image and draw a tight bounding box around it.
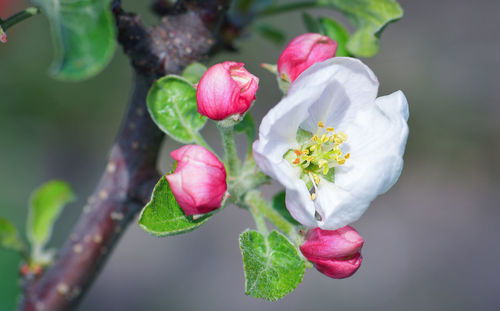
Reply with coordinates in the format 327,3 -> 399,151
19,1 -> 230,310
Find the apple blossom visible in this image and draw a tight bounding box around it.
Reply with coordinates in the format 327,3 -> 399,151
197,61 -> 259,121
253,57 -> 409,229
278,33 -> 337,83
300,226 -> 364,279
166,145 -> 227,216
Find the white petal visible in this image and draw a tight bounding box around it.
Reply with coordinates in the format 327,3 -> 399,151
290,57 -> 379,132
318,91 -> 409,229
285,182 -> 317,228
315,182 -> 368,230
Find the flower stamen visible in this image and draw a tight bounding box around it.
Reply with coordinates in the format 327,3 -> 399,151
285,121 -> 350,194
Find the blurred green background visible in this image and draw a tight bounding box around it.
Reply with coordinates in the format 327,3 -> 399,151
1,0 -> 499,310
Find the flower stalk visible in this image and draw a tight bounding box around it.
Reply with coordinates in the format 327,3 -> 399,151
218,123 -> 241,177
1,7 -> 39,31
244,190 -> 298,241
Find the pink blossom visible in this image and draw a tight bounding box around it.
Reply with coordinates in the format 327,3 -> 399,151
166,145 -> 227,215
197,61 -> 259,121
278,33 -> 337,82
300,226 -> 364,279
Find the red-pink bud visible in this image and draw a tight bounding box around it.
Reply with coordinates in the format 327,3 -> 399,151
197,61 -> 259,121
0,27 -> 7,44
277,33 -> 337,82
300,226 -> 364,261
300,226 -> 364,279
166,145 -> 227,216
312,253 -> 363,279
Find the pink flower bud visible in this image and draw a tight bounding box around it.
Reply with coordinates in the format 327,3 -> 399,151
166,145 -> 227,215
0,27 -> 7,44
300,226 -> 364,279
197,61 -> 259,121
277,33 -> 337,82
312,253 -> 363,279
300,226 -> 364,261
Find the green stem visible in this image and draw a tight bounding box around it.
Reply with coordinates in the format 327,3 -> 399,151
248,199 -> 268,235
257,1 -> 330,18
217,124 -> 241,177
1,7 -> 39,31
244,190 -> 297,239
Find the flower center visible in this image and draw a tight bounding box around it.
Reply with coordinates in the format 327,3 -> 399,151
284,121 -> 350,200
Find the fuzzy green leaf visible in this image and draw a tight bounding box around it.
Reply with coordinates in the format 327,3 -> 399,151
272,192 -> 300,226
32,0 -> 116,80
239,230 -> 305,301
319,17 -> 351,57
147,75 -> 207,144
182,62 -> 207,84
319,0 -> 403,57
27,180 -> 75,250
0,218 -> 27,254
138,176 -> 212,237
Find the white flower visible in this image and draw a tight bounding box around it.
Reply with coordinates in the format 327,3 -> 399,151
253,57 -> 409,230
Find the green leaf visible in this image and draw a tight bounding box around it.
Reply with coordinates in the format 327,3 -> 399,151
272,192 -> 300,226
234,113 -> 256,155
0,218 -> 27,254
182,62 -> 207,84
240,230 -> 305,301
319,17 -> 351,57
32,0 -> 116,80
318,0 -> 403,57
147,75 -> 207,144
27,180 -> 75,250
138,176 -> 212,237
301,12 -> 320,33
255,23 -> 286,45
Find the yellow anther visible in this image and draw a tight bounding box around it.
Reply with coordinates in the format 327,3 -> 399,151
312,135 -> 319,142
344,153 -> 350,159
321,134 -> 329,143
326,127 -> 334,132
306,156 -> 314,162
338,131 -> 348,141
313,174 -> 320,185
338,159 -> 346,165
302,149 -> 309,155
310,193 -> 317,200
317,121 -> 325,128
310,144 -> 317,151
330,136 -> 335,143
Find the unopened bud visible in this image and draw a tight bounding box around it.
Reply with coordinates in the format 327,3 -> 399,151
278,33 -> 337,82
312,253 -> 363,279
0,26 -> 7,43
197,61 -> 259,121
300,226 -> 364,279
166,145 -> 227,215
